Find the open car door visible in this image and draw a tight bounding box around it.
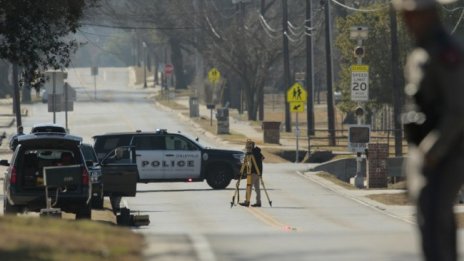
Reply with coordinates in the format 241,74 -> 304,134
100,146 -> 138,197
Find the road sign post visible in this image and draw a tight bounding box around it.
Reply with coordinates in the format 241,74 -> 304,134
350,63 -> 369,189
91,66 -> 98,100
287,83 -> 307,163
207,68 -> 221,126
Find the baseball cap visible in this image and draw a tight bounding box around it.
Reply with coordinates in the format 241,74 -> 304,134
392,0 -> 457,11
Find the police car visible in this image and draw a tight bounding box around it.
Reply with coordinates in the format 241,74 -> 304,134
93,129 -> 245,194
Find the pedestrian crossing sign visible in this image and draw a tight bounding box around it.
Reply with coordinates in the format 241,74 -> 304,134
287,83 -> 307,103
208,68 -> 221,84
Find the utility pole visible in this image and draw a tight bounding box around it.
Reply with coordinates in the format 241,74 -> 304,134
282,0 -> 292,132
389,4 -> 403,156
306,0 -> 315,137
324,0 -> 336,146
258,0 -> 266,121
143,41 -> 147,88
52,71 -> 56,124
241,1 -> 245,114
12,63 -> 21,127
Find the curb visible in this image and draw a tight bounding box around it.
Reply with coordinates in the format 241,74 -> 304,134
298,170 -> 416,225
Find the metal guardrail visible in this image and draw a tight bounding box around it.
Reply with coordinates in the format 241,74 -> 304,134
283,128 -> 407,156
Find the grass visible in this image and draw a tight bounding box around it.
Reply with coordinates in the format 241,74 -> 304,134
316,172 -> 357,190
366,192 -> 412,205
0,215 -> 144,261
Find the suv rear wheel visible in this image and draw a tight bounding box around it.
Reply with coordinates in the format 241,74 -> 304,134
206,164 -> 232,189
75,204 -> 91,219
91,195 -> 104,209
4,198 -> 21,215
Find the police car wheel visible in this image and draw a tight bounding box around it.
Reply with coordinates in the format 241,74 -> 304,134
206,165 -> 232,189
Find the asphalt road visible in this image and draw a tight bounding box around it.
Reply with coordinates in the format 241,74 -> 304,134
1,67 -> 460,260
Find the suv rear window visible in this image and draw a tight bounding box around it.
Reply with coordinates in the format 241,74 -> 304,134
18,149 -> 80,189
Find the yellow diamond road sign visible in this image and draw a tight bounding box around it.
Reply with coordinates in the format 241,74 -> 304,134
287,83 -> 307,103
208,68 -> 221,84
290,101 -> 305,112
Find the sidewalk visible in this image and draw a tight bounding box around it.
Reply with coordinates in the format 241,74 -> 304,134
301,171 -> 418,224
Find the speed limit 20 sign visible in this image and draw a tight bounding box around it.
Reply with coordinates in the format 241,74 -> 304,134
351,65 -> 369,102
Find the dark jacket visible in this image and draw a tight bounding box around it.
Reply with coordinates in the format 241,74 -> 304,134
251,146 -> 264,175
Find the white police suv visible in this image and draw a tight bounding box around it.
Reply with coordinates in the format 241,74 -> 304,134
93,129 -> 245,194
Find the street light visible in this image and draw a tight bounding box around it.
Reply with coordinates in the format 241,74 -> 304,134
142,41 -> 147,88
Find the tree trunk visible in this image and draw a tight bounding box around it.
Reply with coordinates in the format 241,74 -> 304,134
0,61 -> 12,98
246,85 -> 258,121
170,39 -> 187,90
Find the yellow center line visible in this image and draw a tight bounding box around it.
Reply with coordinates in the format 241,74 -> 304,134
245,207 -> 298,232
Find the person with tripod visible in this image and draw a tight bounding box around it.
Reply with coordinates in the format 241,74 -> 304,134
240,140 -> 265,207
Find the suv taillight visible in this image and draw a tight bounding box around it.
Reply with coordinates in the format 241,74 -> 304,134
82,168 -> 89,185
10,166 -> 17,185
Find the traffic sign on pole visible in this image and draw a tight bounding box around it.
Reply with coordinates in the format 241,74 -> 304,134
286,82 -> 307,103
351,65 -> 369,102
164,64 -> 174,76
208,68 -> 221,84
290,101 -> 304,112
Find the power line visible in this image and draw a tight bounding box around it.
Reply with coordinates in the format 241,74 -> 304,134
442,6 -> 464,12
451,9 -> 464,34
205,15 -> 222,39
78,29 -> 128,39
284,31 -> 305,43
258,17 -> 282,39
259,14 -> 281,33
287,22 -> 306,38
330,0 -> 388,12
80,23 -> 199,30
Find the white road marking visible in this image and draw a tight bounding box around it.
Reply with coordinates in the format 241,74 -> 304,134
189,233 -> 217,261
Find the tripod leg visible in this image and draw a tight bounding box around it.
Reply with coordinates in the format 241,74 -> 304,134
231,178 -> 241,208
231,155 -> 248,207
237,154 -> 252,207
259,175 -> 272,207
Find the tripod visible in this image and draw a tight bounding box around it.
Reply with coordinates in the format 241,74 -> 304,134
230,142 -> 272,207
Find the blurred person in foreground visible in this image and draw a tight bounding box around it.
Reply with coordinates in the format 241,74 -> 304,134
394,0 -> 464,260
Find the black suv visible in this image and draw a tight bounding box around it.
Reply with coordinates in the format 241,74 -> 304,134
2,132 -> 92,219
93,129 -> 245,190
